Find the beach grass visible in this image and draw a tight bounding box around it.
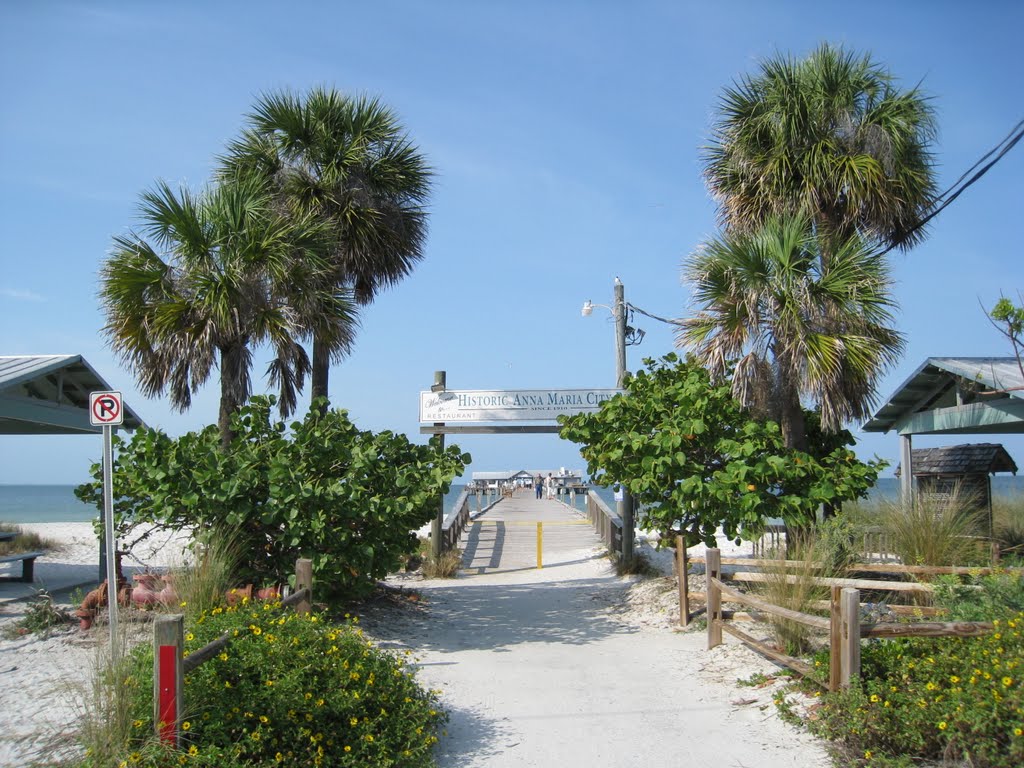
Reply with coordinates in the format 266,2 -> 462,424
0,522 -> 61,555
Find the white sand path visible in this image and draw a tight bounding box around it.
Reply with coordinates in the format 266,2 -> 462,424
364,542 -> 830,768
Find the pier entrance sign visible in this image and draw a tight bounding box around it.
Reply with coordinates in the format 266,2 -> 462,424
419,388 -> 620,425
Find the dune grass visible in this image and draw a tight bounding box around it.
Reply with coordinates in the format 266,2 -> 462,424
0,522 -> 61,555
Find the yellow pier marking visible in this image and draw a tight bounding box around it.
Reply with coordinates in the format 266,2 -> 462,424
537,522 -> 543,569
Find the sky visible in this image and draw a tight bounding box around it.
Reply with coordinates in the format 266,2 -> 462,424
2,1 -> 1023,485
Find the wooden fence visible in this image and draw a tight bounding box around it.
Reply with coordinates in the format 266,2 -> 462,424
153,558 -> 313,746
690,548 -> 1002,691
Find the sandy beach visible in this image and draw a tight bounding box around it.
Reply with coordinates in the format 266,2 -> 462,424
0,523 -> 830,767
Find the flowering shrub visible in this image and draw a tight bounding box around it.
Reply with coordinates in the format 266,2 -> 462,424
812,613 -> 1024,767
99,600 -> 444,767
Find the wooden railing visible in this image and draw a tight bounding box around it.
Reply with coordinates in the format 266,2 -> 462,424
440,487 -> 504,553
153,558 -> 313,746
586,492 -> 622,556
752,524 -> 896,561
699,548 -> 996,691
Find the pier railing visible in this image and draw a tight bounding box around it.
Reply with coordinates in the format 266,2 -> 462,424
585,491 -> 623,556
441,487 -> 472,552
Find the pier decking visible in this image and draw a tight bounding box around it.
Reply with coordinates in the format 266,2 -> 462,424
459,491 -> 602,574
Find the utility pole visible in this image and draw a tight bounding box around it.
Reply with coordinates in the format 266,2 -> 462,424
431,370 -> 446,561
614,279 -> 635,568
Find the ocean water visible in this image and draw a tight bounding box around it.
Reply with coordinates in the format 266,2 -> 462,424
0,483 -> 477,524
7,476 -> 1024,524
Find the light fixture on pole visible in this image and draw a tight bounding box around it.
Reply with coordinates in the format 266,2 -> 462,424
581,277 -> 635,566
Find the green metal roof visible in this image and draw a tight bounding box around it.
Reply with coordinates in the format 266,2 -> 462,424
0,355 -> 145,435
863,357 -> 1024,436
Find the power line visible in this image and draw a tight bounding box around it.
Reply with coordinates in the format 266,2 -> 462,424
880,117 -> 1024,256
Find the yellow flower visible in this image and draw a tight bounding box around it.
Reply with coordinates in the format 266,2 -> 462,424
181,721 -> 191,731
869,694 -> 880,703
188,745 -> 198,756
1014,727 -> 1023,736
864,751 -> 872,760
260,715 -> 269,724
1003,677 -> 1014,687
179,601 -> 187,608
185,632 -> 194,642
938,721 -> 948,731
350,717 -> 359,726
132,719 -> 143,728
344,745 -> 352,753
219,652 -> 229,662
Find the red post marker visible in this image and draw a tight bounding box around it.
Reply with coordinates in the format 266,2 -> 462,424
158,644 -> 178,744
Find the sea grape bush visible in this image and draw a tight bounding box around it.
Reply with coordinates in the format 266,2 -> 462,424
76,397 -> 469,596
558,354 -> 883,547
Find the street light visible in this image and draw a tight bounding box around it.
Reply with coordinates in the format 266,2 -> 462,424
582,277 -> 635,566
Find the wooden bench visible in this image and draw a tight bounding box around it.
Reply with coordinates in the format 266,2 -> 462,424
0,551 -> 45,583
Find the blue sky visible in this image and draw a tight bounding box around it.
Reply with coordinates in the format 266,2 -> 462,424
2,1 -> 1022,485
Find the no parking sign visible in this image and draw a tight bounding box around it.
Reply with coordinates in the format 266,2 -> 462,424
89,391 -> 124,426
90,389 -> 123,657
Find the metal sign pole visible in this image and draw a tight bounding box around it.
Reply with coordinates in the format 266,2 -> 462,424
103,423 -> 120,658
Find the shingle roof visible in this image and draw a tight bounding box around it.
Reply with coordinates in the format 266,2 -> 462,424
894,443 -> 1018,477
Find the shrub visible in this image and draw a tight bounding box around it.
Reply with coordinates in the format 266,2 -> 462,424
933,571 -> 1024,621
0,589 -> 71,638
811,616 -> 1024,767
76,397 -> 470,598
558,353 -> 884,548
81,602 -> 444,767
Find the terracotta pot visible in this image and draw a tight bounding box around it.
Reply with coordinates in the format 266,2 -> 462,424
157,582 -> 178,606
225,584 -> 253,606
256,586 -> 280,601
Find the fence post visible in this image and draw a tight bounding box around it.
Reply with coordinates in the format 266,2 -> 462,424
676,535 -> 689,628
839,587 -> 861,689
706,548 -> 722,649
153,614 -> 184,747
829,586 -> 842,692
295,558 -> 313,616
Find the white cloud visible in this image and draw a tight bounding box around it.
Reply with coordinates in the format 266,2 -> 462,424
0,287 -> 46,302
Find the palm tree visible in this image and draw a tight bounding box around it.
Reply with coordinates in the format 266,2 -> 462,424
100,175 -> 355,447
704,43 -> 937,257
219,87 -> 432,408
679,215 -> 904,451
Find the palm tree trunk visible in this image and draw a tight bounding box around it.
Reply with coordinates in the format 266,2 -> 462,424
311,337 -> 330,415
219,349 -> 240,450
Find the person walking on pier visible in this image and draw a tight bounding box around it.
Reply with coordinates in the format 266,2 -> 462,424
546,473 -> 555,500
535,474 -> 543,499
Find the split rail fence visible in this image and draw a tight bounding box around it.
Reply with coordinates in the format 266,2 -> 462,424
675,545 -> 1010,691
152,558 -> 314,746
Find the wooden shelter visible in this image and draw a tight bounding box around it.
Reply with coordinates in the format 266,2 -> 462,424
894,443 -> 1017,535
863,357 -> 1024,498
